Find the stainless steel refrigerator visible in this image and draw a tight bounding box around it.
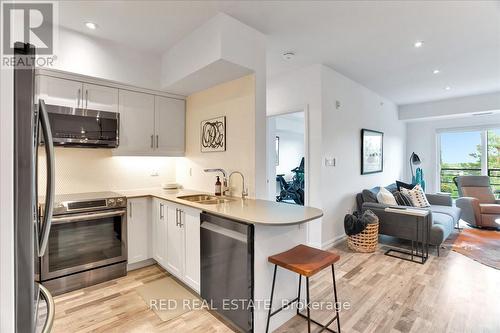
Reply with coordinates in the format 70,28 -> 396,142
13,42 -> 55,333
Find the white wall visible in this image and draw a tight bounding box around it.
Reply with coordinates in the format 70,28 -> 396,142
267,64 -> 323,246
406,114 -> 500,193
275,131 -> 304,181
399,91 -> 500,121
320,65 -> 406,248
268,64 -> 406,248
44,26 -> 162,90
176,75 -> 256,197
37,148 -> 176,195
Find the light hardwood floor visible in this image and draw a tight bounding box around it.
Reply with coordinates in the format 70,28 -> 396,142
52,240 -> 500,333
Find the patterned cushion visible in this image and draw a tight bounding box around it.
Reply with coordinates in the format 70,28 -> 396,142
393,191 -> 414,206
401,184 -> 430,208
376,187 -> 398,205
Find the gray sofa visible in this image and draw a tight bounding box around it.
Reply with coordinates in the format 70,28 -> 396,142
356,184 -> 461,255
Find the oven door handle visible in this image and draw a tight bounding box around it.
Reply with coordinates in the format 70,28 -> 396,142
52,209 -> 126,224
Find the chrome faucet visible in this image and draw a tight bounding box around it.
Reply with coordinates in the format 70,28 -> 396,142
204,168 -> 230,195
229,171 -> 248,199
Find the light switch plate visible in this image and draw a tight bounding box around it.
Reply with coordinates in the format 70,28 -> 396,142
325,157 -> 336,167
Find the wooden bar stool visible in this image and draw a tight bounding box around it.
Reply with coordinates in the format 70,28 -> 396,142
265,244 -> 341,333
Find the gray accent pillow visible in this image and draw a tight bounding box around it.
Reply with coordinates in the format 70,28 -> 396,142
362,189 -> 378,203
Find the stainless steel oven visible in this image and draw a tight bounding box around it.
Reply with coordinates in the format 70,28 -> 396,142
43,104 -> 120,148
39,192 -> 128,295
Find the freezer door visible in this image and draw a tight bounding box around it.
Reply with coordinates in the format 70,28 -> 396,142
14,42 -> 37,333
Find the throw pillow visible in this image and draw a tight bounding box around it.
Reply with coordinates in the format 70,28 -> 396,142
362,189 -> 378,203
376,187 -> 398,205
393,191 -> 414,206
396,180 -> 416,191
400,184 -> 430,208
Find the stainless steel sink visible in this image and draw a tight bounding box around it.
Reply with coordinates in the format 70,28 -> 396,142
177,194 -> 235,205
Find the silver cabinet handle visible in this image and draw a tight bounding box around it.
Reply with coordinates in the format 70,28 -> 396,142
178,209 -> 183,228
160,203 -> 164,219
38,100 -> 54,257
129,202 -> 132,218
38,283 -> 55,333
156,134 -> 159,148
77,88 -> 81,108
85,89 -> 88,109
150,135 -> 154,148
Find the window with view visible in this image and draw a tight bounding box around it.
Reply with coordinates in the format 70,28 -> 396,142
439,128 -> 500,198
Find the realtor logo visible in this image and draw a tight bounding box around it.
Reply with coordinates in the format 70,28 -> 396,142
2,1 -> 55,55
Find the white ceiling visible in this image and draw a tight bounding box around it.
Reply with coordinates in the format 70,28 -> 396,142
57,0 -> 500,105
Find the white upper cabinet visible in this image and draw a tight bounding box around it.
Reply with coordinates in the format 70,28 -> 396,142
82,83 -> 119,112
116,90 -> 155,154
35,70 -> 185,156
36,76 -> 119,112
154,96 -> 185,156
36,75 -> 83,108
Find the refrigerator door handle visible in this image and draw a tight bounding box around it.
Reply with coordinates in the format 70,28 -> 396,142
38,283 -> 55,333
38,99 -> 55,257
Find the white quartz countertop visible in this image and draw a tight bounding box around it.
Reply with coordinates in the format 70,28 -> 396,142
117,188 -> 323,226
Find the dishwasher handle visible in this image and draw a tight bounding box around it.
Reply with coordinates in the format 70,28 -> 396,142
200,221 -> 247,243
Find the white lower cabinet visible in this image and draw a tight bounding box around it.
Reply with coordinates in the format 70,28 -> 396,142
180,207 -> 201,292
127,198 -> 151,265
152,199 -> 168,267
151,199 -> 201,293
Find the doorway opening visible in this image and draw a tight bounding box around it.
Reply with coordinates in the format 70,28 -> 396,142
267,110 -> 307,205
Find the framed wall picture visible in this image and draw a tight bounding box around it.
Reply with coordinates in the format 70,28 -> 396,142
361,129 -> 383,174
201,116 -> 226,152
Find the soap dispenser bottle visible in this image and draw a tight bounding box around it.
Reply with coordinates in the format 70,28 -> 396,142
215,176 -> 222,196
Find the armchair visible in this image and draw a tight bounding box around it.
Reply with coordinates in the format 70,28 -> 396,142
455,176 -> 500,228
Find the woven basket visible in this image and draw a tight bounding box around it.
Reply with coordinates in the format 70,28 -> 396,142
347,221 -> 379,253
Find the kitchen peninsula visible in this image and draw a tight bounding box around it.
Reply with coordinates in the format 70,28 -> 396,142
119,188 -> 323,332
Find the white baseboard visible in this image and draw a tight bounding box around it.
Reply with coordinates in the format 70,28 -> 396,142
322,234 -> 347,250
127,258 -> 156,271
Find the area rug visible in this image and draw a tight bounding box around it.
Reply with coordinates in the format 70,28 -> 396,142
137,277 -> 199,322
452,228 -> 500,270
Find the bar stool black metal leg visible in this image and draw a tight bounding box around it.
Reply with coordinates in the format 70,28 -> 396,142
306,277 -> 311,333
266,265 -> 278,333
297,274 -> 302,315
331,264 -> 341,333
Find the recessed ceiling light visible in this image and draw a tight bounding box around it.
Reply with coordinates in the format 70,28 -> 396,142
432,69 -> 441,74
85,22 -> 98,30
282,52 -> 295,61
444,86 -> 451,91
414,40 -> 424,48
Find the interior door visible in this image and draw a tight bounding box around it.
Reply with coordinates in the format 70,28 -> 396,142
166,204 -> 184,279
36,75 -> 82,108
83,83 -> 119,112
154,96 -> 185,155
117,90 -> 155,153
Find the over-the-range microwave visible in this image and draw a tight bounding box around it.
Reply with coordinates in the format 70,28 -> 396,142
40,104 -> 120,148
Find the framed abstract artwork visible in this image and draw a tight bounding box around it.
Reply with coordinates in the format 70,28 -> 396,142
201,116 -> 226,152
361,129 -> 383,174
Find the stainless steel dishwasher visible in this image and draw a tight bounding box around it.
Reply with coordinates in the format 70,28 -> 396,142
200,213 -> 254,333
